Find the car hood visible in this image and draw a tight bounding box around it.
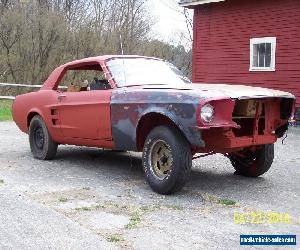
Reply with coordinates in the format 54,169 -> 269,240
139,83 -> 295,100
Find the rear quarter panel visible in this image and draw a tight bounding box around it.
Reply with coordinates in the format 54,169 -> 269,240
13,90 -> 62,141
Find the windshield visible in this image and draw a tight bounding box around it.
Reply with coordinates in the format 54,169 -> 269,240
106,58 -> 191,87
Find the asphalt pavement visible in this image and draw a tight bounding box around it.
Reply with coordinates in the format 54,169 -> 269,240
0,122 -> 299,249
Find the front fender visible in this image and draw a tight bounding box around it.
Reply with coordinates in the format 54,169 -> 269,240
137,105 -> 205,148
111,99 -> 204,150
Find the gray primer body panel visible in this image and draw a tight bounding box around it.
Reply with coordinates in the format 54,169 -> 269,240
110,87 -> 221,151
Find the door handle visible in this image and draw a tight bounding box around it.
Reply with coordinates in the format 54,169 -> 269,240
58,94 -> 66,101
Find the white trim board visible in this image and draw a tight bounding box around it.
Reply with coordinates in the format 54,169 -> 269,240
179,0 -> 226,7
249,37 -> 277,72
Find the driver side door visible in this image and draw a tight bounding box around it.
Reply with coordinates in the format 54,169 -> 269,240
56,90 -> 112,140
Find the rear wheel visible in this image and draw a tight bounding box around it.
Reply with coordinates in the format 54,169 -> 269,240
29,115 -> 58,160
142,126 -> 192,194
229,144 -> 274,177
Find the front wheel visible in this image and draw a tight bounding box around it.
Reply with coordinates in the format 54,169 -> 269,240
142,126 -> 192,195
229,144 -> 274,177
29,115 -> 58,160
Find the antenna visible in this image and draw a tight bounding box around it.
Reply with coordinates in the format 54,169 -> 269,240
119,33 -> 127,87
120,34 -> 124,55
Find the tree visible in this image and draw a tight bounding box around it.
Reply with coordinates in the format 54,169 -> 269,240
0,0 -> 192,88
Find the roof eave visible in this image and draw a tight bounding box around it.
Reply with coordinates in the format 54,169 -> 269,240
179,0 -> 226,8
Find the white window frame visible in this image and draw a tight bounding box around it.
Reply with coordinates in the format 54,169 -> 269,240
250,37 -> 277,72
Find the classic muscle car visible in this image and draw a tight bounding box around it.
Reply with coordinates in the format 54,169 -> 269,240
12,56 -> 295,194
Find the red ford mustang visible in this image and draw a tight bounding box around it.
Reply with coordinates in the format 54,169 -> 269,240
12,55 -> 295,194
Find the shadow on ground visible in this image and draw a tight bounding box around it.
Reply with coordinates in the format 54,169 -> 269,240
53,146 -> 268,200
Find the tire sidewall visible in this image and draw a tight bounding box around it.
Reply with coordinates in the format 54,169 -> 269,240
142,126 -> 191,194
29,116 -> 51,160
230,144 -> 274,177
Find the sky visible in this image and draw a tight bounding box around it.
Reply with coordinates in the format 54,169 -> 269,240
147,0 -> 193,47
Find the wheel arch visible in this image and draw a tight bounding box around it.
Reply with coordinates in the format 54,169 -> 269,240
136,112 -> 190,151
27,110 -> 44,129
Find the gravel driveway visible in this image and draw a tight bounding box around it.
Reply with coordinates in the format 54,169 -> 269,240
0,121 -> 299,250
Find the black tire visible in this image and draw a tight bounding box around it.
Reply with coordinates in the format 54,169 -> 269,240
229,144 -> 274,177
142,126 -> 192,195
29,115 -> 58,160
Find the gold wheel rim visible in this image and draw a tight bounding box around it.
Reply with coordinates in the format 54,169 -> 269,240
150,140 -> 173,179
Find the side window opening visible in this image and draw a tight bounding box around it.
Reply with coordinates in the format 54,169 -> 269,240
58,64 -> 111,92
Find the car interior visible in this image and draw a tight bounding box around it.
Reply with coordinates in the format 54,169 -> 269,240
59,64 -> 111,92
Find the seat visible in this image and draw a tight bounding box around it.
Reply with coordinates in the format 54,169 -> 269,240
67,85 -> 81,92
90,80 -> 110,90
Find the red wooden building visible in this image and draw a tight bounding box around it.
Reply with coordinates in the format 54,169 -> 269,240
179,0 -> 300,116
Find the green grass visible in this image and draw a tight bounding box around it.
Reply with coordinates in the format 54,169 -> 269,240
75,205 -> 103,212
218,198 -> 237,206
107,234 -> 123,243
166,205 -> 184,211
0,179 -> 4,184
203,194 -> 237,206
76,206 -> 93,211
0,100 -> 13,121
125,210 -> 141,229
58,197 -> 69,203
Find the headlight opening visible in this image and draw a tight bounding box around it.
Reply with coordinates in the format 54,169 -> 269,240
201,104 -> 215,123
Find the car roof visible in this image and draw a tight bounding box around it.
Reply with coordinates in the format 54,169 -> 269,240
60,55 -> 163,68
42,55 -> 163,90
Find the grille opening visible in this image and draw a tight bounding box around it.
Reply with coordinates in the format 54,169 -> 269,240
258,118 -> 265,135
280,99 -> 294,120
232,100 -> 265,137
233,119 -> 254,137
